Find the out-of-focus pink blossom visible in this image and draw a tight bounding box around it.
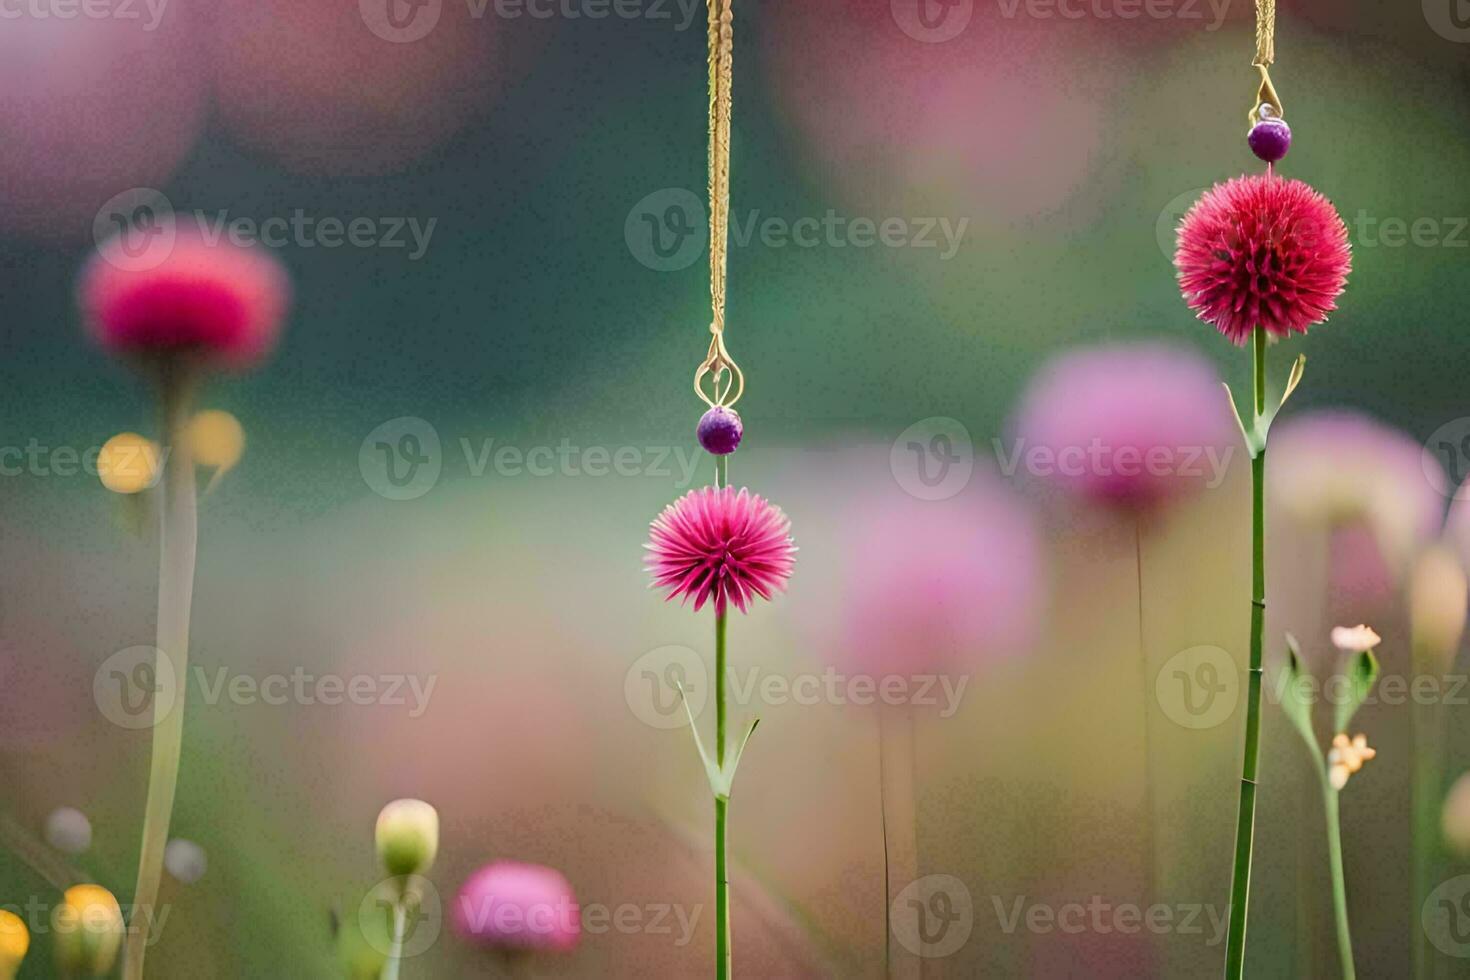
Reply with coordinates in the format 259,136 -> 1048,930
453,861 -> 580,953
1009,345 -> 1237,512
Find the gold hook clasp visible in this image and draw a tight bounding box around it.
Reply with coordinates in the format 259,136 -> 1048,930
693,328 -> 744,409
1248,63 -> 1284,128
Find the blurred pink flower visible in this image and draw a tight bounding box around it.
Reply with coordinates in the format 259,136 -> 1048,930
832,475 -> 1045,677
1271,411 -> 1445,603
1009,345 -> 1238,511
79,228 -> 290,370
0,15 -> 206,242
645,486 -> 797,616
1175,174 -> 1351,345
453,861 -> 579,953
209,0 -> 501,176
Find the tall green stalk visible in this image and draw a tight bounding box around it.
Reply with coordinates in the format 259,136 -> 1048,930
123,370 -> 198,979
1224,326 -> 1267,979
1411,640 -> 1442,980
713,451 -> 731,980
1321,776 -> 1356,979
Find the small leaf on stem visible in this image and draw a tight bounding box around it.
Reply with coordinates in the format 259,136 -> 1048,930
1333,649 -> 1380,735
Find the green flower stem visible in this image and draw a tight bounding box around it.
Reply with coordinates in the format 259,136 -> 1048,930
1410,646 -> 1443,980
715,609 -> 730,980
714,448 -> 730,980
123,370 -> 198,980
382,899 -> 408,980
1320,776 -> 1356,980
1224,326 -> 1267,979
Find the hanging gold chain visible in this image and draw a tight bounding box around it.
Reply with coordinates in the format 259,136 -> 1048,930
694,0 -> 744,409
1249,0 -> 1283,126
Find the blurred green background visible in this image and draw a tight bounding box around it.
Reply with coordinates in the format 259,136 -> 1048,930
3,0 -> 1470,975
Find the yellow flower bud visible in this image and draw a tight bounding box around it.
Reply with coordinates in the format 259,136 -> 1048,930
1411,545 -> 1468,667
51,884 -> 124,977
1444,772 -> 1470,859
375,799 -> 439,878
0,909 -> 29,978
97,433 -> 162,494
186,410 -> 245,471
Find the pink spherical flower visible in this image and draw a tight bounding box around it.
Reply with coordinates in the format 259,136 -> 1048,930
453,862 -> 579,953
79,227 -> 289,370
833,476 -> 1045,677
1175,173 -> 1351,345
646,486 -> 797,615
1009,344 -> 1238,511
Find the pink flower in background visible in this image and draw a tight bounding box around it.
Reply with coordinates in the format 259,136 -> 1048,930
830,475 -> 1045,677
1009,345 -> 1238,511
1175,174 -> 1351,345
453,861 -> 580,953
646,486 -> 797,616
79,228 -> 290,370
1271,411 -> 1446,604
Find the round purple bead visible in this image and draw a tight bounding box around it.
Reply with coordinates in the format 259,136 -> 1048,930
696,406 -> 743,455
1248,117 -> 1291,163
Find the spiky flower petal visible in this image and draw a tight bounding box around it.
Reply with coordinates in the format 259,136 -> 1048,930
1175,173 -> 1351,345
646,486 -> 796,615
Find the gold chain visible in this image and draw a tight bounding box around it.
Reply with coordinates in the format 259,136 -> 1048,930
1249,0 -> 1283,126
694,0 -> 743,409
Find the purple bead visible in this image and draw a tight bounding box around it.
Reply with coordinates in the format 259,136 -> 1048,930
697,406 -> 743,455
1248,117 -> 1292,163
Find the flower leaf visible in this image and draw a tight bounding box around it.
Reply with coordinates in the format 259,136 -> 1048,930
674,679 -> 725,797
1278,354 -> 1307,411
1222,382 -> 1253,455
1278,634 -> 1318,755
717,718 -> 761,801
1333,648 -> 1380,735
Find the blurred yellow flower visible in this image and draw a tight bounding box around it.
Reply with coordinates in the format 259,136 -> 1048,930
97,432 -> 162,495
0,909 -> 29,977
186,409 -> 245,471
1410,546 -> 1468,665
51,884 -> 124,977
1328,733 -> 1376,790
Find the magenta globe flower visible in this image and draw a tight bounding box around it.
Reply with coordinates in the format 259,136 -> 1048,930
79,227 -> 289,371
645,486 -> 797,615
1175,173 -> 1351,345
1009,344 -> 1238,512
453,862 -> 580,953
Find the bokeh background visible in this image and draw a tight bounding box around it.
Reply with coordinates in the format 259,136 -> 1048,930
3,0 -> 1470,975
